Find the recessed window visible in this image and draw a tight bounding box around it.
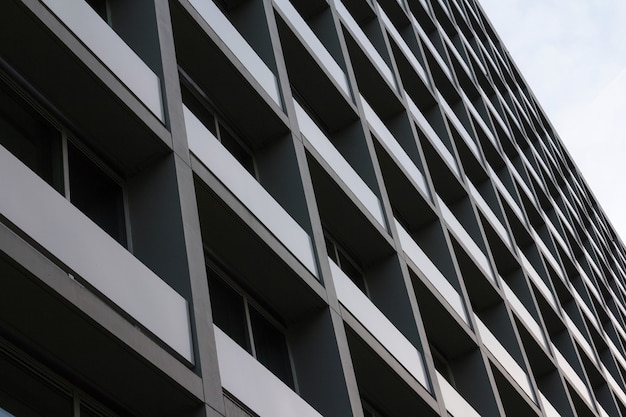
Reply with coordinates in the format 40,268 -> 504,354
67,143 -> 127,247
325,231 -> 368,294
0,75 -> 128,248
180,74 -> 257,177
207,266 -> 295,389
0,79 -> 64,193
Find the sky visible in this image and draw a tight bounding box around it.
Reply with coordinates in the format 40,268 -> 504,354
477,0 -> 626,242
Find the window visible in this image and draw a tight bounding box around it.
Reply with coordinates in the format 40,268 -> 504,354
431,346 -> 455,387
207,266 -> 295,389
0,74 -> 128,247
324,231 -> 368,294
0,337 -> 125,417
180,72 -> 256,177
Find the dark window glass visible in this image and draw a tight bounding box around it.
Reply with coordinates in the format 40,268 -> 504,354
337,251 -> 367,293
180,84 -> 217,137
207,271 -> 250,352
67,143 -> 126,247
325,235 -> 338,264
85,0 -> 108,22
0,82 -> 63,193
218,126 -> 255,177
249,308 -> 294,389
0,353 -> 73,417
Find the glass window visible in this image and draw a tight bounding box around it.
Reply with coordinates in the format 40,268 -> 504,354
67,142 -> 126,247
0,351 -> 73,417
0,75 -> 128,249
249,307 -> 294,388
207,265 -> 295,389
0,80 -> 64,193
207,270 -> 250,352
324,231 -> 368,294
180,74 -> 257,177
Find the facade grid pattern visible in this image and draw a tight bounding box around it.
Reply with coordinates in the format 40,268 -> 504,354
0,0 -> 625,417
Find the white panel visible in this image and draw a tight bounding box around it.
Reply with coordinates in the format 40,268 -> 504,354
184,107 -> 318,277
214,326 -> 323,417
41,0 -> 163,120
0,145 -> 193,362
330,259 -> 430,388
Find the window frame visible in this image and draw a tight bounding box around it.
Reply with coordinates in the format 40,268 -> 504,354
0,68 -> 131,249
205,258 -> 298,390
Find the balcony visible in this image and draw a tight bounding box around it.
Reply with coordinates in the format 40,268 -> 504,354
361,96 -> 430,197
187,0 -> 282,108
335,1 -> 398,90
474,314 -> 536,402
294,101 -> 387,228
329,259 -> 430,389
184,106 -> 318,278
41,0 -> 163,120
395,219 -> 469,324
378,6 -> 428,83
437,196 -> 492,280
273,0 -> 350,96
406,96 -> 461,177
0,144 -> 192,362
214,326 -> 323,417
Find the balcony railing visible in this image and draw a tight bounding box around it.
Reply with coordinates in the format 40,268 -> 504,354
361,96 -> 430,197
294,101 -> 387,228
475,315 -> 536,402
335,0 -> 398,90
214,326 -> 323,417
184,106 -> 318,278
188,0 -> 282,108
273,0 -> 350,96
329,259 -> 430,389
42,0 -> 163,120
0,144 -> 192,361
395,219 -> 469,324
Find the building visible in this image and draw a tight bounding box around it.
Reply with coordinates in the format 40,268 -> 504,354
1,0 -> 626,416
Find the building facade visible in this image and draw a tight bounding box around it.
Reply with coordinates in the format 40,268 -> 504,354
0,0 -> 625,416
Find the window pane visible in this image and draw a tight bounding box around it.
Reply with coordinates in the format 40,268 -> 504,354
67,143 -> 126,247
249,307 -> 294,389
218,126 -> 255,177
337,251 -> 367,294
0,353 -> 72,417
0,81 -> 63,193
207,271 -> 250,352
